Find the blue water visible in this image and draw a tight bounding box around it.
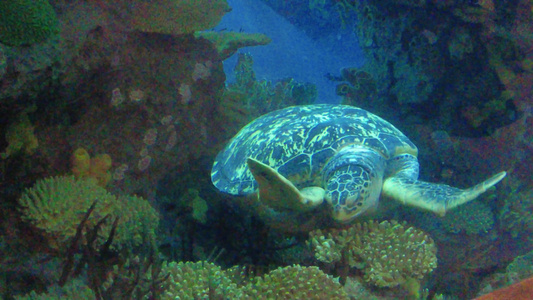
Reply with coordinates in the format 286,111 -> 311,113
215,0 -> 364,103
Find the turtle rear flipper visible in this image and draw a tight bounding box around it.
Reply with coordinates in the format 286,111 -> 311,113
247,158 -> 325,212
382,171 -> 506,216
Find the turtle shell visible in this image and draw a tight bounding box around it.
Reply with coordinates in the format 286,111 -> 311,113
211,104 -> 417,195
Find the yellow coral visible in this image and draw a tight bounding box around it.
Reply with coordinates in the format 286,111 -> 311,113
71,147 -> 91,178
1,113 -> 38,159
71,148 -> 112,187
18,176 -> 118,250
89,153 -> 112,186
18,176 -> 160,251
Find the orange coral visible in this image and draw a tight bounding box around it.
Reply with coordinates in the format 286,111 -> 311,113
71,147 -> 91,178
71,148 -> 112,186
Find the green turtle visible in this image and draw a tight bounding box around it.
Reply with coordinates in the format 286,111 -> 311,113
211,104 -> 506,230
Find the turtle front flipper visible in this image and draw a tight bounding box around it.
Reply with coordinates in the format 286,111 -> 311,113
246,158 -> 325,212
382,171 -> 507,216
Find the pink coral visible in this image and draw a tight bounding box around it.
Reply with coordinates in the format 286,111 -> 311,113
137,155 -> 152,171
179,83 -> 192,104
143,128 -> 158,146
192,61 -> 212,81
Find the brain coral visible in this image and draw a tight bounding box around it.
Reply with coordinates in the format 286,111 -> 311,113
309,220 -> 437,288
0,0 -> 59,46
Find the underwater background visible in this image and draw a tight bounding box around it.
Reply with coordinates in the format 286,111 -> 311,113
0,0 -> 532,299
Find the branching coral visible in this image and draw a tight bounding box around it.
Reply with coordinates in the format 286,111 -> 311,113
160,261 -> 242,299
309,220 -> 437,288
354,221 -> 437,287
157,261 -> 348,299
240,265 -> 349,299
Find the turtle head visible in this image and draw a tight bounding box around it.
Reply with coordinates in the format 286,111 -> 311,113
323,146 -> 386,223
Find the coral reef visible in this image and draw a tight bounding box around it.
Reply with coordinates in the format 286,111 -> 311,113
309,220 -> 437,288
0,0 -> 59,46
37,31 -> 225,197
153,261 -> 349,299
333,0 -> 516,139
2,0 -> 532,298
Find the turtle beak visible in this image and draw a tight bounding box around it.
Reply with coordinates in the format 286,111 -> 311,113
330,191 -> 362,223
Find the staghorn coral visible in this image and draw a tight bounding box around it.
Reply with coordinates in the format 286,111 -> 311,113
0,0 -> 59,46
309,220 -> 437,288
308,231 -> 343,264
239,265 -> 349,299
441,200 -> 494,235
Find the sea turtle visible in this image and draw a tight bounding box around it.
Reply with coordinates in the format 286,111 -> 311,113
211,104 -> 506,231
